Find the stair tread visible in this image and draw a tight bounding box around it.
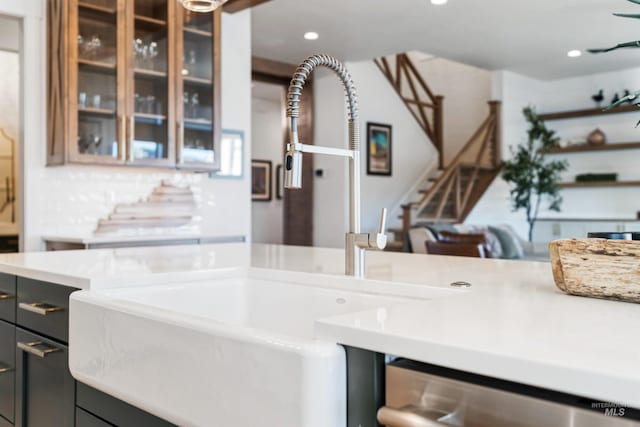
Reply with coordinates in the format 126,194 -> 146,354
416,218 -> 458,223
459,163 -> 496,171
385,241 -> 404,250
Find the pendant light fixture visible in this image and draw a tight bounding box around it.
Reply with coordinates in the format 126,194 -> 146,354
179,0 -> 227,13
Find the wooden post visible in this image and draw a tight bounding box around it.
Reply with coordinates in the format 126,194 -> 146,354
434,95 -> 445,169
454,166 -> 461,220
401,204 -> 412,250
488,100 -> 502,168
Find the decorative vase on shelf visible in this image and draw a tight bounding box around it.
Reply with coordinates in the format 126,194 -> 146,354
587,128 -> 606,146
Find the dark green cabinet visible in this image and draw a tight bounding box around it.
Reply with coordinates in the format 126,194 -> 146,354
0,274 -> 176,427
15,328 -> 75,427
0,414 -> 12,427
16,277 -> 74,343
76,409 -> 113,427
76,384 -> 174,427
0,274 -> 16,323
0,321 -> 15,424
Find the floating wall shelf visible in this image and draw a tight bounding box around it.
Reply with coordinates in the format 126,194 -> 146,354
541,141 -> 640,154
539,104 -> 639,121
558,180 -> 640,189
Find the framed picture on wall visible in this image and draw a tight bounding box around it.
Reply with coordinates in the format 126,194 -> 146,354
251,160 -> 272,201
367,122 -> 392,176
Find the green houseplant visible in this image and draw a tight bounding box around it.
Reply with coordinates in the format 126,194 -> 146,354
589,0 -> 640,120
502,107 -> 568,242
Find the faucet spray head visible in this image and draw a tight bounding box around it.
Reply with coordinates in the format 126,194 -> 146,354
284,144 -> 303,189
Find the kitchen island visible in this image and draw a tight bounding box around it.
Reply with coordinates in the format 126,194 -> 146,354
0,243 -> 637,426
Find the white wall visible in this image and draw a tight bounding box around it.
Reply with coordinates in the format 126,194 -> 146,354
11,0 -> 252,251
466,71 -> 544,239
251,82 -> 284,244
468,67 -> 640,241
410,53 -> 493,165
0,15 -> 19,52
313,61 -> 438,248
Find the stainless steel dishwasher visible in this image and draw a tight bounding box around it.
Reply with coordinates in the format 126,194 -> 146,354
378,359 -> 640,427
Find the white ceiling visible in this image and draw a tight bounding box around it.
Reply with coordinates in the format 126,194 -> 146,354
251,0 -> 640,80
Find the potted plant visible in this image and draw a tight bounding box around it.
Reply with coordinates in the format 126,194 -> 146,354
589,1 -> 640,120
502,107 -> 568,242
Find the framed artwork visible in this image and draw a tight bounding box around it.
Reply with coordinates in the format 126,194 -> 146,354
275,164 -> 283,200
366,122 -> 392,176
251,160 -> 272,201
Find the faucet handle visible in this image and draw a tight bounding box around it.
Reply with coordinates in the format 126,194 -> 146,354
378,208 -> 388,235
369,208 -> 388,250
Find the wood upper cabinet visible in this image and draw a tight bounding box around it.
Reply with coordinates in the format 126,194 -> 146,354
47,0 -> 221,171
176,8 -> 222,170
128,0 -> 176,167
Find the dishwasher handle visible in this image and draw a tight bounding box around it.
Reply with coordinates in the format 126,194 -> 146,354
377,405 -> 451,427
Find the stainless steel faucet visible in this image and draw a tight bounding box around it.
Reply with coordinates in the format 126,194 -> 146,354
283,54 -> 387,278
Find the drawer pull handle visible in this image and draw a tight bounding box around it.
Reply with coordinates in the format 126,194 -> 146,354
17,341 -> 61,358
0,365 -> 12,375
377,406 -> 449,427
0,292 -> 14,300
18,302 -> 64,316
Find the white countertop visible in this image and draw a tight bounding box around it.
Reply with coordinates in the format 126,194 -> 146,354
0,243 -> 252,289
0,243 -> 638,408
42,232 -> 243,245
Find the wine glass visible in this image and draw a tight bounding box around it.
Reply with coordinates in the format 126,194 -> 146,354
78,35 -> 85,57
87,35 -> 102,59
190,93 -> 200,119
148,42 -> 159,69
183,92 -> 190,118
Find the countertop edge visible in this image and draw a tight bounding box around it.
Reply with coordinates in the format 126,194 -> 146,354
316,321 -> 640,409
0,263 -> 89,289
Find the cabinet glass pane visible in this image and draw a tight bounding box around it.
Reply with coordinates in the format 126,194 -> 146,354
76,3 -> 119,158
132,0 -> 169,161
181,11 -> 215,165
135,0 -> 168,22
78,0 -> 117,11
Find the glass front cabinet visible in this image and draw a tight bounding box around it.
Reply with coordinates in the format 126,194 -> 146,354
48,0 -> 222,171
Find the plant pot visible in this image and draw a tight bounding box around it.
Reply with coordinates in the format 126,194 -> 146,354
587,128 -> 606,146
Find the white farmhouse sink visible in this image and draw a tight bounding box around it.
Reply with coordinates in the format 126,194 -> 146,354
69,268 -> 459,427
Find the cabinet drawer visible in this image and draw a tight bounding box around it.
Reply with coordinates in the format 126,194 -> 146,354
15,327 -> 75,427
76,408 -> 114,427
0,321 -> 14,424
0,274 -> 15,323
17,277 -> 76,343
77,383 -> 176,427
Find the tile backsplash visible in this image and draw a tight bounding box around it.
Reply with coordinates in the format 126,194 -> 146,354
36,165 -> 205,236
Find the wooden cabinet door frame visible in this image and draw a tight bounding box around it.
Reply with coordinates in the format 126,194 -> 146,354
67,0 -> 128,165
175,8 -> 222,172
124,0 -> 177,168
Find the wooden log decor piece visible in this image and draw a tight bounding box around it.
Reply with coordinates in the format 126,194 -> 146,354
95,181 -> 197,234
550,238 -> 640,303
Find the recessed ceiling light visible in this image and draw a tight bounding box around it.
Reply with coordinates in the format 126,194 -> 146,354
304,32 -> 319,41
431,0 -> 448,4
567,49 -> 582,58
179,0 -> 227,13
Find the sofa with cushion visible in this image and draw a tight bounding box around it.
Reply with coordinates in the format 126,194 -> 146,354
408,223 -> 547,261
